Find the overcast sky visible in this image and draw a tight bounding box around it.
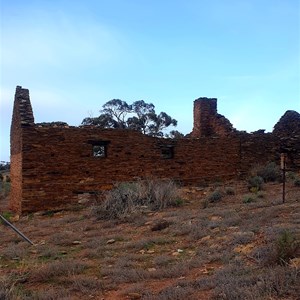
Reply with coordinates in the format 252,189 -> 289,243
1,0 -> 299,162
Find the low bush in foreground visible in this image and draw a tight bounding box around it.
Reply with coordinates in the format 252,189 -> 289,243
207,189 -> 223,203
92,179 -> 180,219
212,262 -> 299,300
248,176 -> 264,192
256,162 -> 281,182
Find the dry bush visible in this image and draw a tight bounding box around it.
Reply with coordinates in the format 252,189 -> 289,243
1,242 -> 28,260
231,231 -> 254,246
252,229 -> 299,266
68,276 -> 103,293
153,255 -> 175,267
143,285 -> 195,300
294,177 -> 300,187
30,288 -> 72,300
101,266 -> 148,283
29,260 -> 88,283
36,244 -> 62,260
92,179 -> 180,220
0,274 -> 72,300
225,187 -> 235,195
148,262 -> 190,280
0,275 -> 13,300
172,218 -> 208,240
257,162 -> 281,182
207,189 -> 223,203
177,277 -> 215,291
212,261 -> 299,300
48,231 -> 78,246
250,162 -> 281,183
247,176 -> 264,192
127,236 -> 173,251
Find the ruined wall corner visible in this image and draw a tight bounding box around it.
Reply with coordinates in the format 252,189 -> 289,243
10,86 -> 34,213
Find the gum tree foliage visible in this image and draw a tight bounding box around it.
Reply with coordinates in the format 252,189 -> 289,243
0,161 -> 10,171
82,99 -> 180,137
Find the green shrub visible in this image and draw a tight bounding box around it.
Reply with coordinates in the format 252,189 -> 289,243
248,176 -> 263,191
174,198 -> 184,206
257,191 -> 265,198
202,199 -> 209,209
257,162 -> 281,182
242,194 -> 256,203
0,181 -> 10,197
276,230 -> 299,265
294,177 -> 300,187
0,211 -> 13,224
207,189 -> 223,203
286,172 -> 297,180
225,187 -> 235,195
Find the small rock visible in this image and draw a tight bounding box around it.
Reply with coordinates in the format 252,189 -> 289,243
256,280 -> 264,288
228,226 -> 239,230
72,241 -> 81,245
106,239 -> 116,244
147,268 -> 156,272
200,235 -> 211,242
127,293 -> 142,300
78,199 -> 89,204
177,249 -> 184,253
290,258 -> 300,268
11,215 -> 20,222
147,250 -> 155,254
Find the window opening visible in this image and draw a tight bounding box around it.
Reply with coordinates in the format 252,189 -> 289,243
93,145 -> 106,157
161,146 -> 174,159
88,140 -> 110,158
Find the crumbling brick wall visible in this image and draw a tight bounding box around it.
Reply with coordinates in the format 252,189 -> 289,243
10,86 -> 34,212
190,98 -> 234,137
19,126 -> 244,212
273,110 -> 300,167
10,87 -> 300,213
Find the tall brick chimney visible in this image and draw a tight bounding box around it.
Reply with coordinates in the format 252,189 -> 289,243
192,97 -> 217,137
10,86 -> 34,213
190,97 -> 234,138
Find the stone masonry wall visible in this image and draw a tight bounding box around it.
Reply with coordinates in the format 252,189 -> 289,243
10,86 -> 34,212
18,126 -> 281,213
190,98 -> 234,137
20,126 -> 244,212
10,87 -> 299,213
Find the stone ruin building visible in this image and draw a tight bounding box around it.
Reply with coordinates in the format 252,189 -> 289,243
10,86 -> 300,213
